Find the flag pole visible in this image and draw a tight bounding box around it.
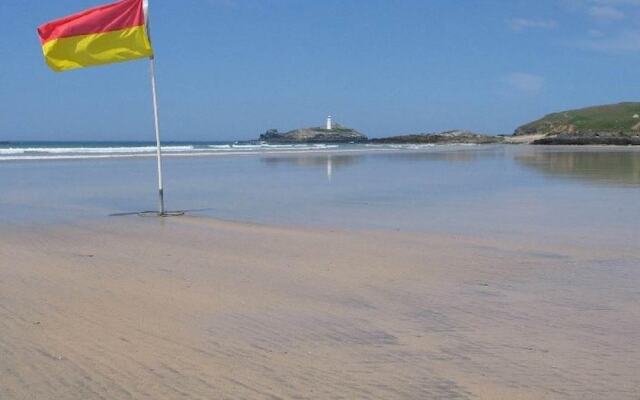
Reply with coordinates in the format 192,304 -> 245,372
149,55 -> 165,215
144,0 -> 164,216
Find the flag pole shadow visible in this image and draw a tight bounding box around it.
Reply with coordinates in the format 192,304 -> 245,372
138,210 -> 185,217
109,208 -> 215,218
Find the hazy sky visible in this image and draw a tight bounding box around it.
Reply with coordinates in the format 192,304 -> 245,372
1,0 -> 640,141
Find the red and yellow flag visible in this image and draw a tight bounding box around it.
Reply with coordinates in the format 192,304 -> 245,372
37,0 -> 153,72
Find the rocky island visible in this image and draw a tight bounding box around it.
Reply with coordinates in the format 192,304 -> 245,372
514,102 -> 640,145
259,117 -> 503,145
260,118 -> 367,144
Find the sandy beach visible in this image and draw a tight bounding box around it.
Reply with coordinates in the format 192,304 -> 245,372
6,0 -> 640,397
1,215 -> 638,399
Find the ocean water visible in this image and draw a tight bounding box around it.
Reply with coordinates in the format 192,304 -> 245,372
0,141 -> 346,161
1,142 -> 639,250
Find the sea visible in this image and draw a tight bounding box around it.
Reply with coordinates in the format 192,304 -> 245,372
0,141 -> 346,161
1,141 -> 639,251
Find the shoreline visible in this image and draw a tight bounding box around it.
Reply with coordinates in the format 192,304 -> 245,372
0,143 -> 483,163
1,215 -> 638,399
3,142 -> 640,163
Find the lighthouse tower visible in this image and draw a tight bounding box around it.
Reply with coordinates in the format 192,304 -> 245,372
326,116 -> 332,130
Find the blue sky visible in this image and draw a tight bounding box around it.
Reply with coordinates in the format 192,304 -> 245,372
1,0 -> 640,141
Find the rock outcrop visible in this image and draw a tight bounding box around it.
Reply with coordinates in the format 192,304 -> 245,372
369,130 -> 503,144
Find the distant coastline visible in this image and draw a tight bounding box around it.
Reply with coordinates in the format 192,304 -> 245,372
257,102 -> 640,146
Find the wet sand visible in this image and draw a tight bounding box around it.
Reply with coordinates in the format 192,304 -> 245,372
1,216 -> 639,399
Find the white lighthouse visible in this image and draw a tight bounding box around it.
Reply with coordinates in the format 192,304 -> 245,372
326,115 -> 332,130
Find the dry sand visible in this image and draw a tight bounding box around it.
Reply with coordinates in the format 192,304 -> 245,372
1,216 -> 639,399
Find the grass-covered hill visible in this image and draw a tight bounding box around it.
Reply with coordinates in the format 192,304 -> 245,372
514,102 -> 640,144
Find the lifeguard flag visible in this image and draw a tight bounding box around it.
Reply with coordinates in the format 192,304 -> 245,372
37,0 -> 153,72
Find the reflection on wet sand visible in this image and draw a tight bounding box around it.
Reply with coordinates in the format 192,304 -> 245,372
260,154 -> 358,169
378,146 -> 504,163
261,154 -> 357,181
516,147 -> 640,186
260,146 -> 503,174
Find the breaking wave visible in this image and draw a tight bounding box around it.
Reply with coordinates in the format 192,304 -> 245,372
0,142 -> 467,162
